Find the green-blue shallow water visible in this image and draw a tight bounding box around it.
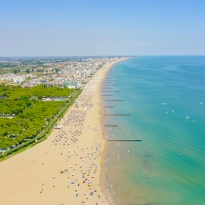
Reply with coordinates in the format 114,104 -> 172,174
102,56 -> 205,205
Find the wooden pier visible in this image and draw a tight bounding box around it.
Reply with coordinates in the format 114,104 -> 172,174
104,100 -> 124,101
104,125 -> 118,127
107,139 -> 141,141
104,114 -> 131,116
102,91 -> 119,92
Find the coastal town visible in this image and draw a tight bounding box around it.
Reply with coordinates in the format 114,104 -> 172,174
0,58 -> 125,205
0,57 -> 122,89
0,56 -> 125,154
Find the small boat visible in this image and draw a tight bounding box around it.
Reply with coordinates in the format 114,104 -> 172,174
186,116 -> 190,119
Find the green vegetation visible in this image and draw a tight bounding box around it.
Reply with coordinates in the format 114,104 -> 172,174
0,62 -> 18,68
55,68 -> 60,73
0,85 -> 77,151
0,85 -> 73,100
13,69 -> 20,74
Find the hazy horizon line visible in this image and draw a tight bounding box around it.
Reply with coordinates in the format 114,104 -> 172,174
0,55 -> 205,58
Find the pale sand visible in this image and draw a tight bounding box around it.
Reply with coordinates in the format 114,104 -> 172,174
0,59 -> 126,205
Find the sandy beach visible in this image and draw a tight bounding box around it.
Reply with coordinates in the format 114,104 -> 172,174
0,59 -> 125,205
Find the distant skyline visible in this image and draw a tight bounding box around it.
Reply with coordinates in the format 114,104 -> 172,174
1,0 -> 205,56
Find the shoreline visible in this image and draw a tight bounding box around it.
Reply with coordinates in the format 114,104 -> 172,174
0,58 -> 128,205
99,58 -> 129,205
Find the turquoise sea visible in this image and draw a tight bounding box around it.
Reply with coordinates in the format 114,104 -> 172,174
102,56 -> 205,205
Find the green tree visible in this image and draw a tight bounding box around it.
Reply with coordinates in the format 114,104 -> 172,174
55,68 -> 60,73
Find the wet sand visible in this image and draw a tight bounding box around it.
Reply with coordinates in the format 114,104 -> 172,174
0,59 -> 126,205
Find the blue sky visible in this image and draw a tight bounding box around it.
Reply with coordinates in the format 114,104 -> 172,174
0,0 -> 205,56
